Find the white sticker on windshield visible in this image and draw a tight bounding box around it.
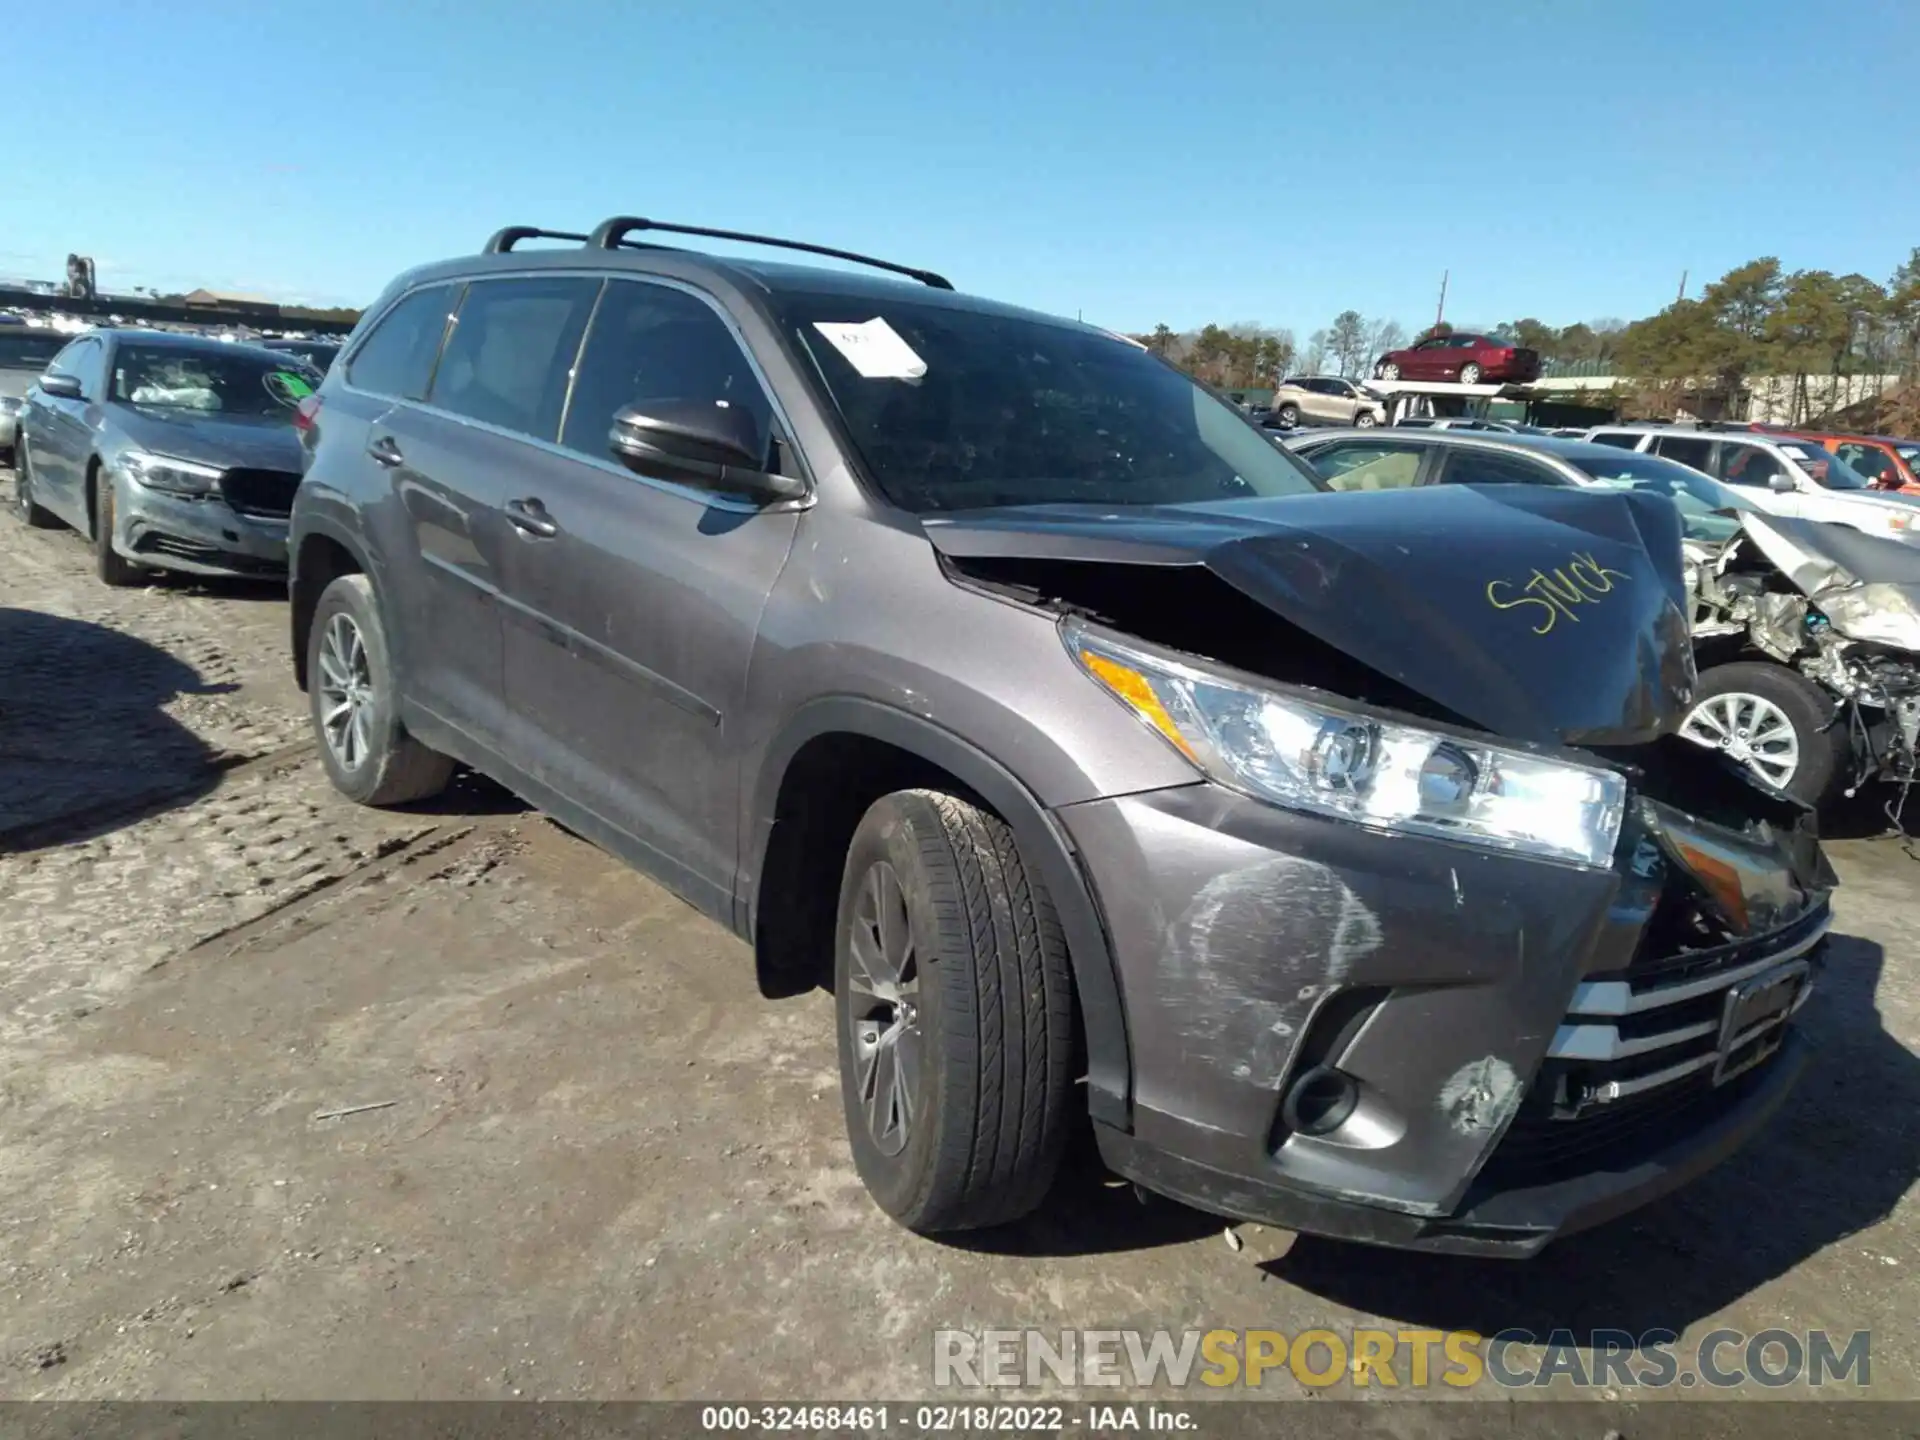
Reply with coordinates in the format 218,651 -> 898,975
812,317 -> 927,380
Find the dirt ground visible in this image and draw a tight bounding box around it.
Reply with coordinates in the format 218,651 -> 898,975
2,486 -> 1917,1408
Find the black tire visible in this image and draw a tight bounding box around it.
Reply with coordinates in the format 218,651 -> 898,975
307,573 -> 454,806
1458,362 -> 1483,385
1379,362 -> 1400,381
834,789 -> 1075,1233
90,470 -> 142,587
1276,403 -> 1300,428
1353,410 -> 1377,428
12,437 -> 59,529
1684,661 -> 1847,805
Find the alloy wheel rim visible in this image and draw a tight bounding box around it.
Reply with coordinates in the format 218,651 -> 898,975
316,612 -> 376,772
846,860 -> 921,1157
1680,692 -> 1800,789
1383,364 -> 1399,380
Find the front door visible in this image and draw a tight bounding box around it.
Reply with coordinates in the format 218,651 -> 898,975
496,277 -> 801,916
29,337 -> 104,517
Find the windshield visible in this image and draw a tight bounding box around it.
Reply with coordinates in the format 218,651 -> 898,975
1775,439 -> 1870,489
110,345 -> 320,417
775,295 -> 1323,511
0,331 -> 65,370
1570,450 -> 1751,540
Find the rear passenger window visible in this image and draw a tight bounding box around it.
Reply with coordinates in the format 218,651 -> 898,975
346,284 -> 459,400
1588,431 -> 1642,449
1653,435 -> 1713,471
429,277 -> 599,440
560,279 -> 775,466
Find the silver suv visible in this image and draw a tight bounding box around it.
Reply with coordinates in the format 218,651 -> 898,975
1269,375 -> 1385,429
285,215 -> 1835,1255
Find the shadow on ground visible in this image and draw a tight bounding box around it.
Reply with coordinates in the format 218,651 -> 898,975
0,606 -> 232,850
1265,933 -> 1915,1337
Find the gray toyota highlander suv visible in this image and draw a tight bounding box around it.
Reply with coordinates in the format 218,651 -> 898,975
288,215 -> 1836,1255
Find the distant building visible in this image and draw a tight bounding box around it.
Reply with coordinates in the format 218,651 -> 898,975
182,288 -> 277,308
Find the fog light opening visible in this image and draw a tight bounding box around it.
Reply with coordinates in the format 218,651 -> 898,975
1281,1065 -> 1360,1137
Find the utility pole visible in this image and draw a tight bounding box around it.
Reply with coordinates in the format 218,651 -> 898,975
1676,270 -> 1688,304
1434,270 -> 1448,329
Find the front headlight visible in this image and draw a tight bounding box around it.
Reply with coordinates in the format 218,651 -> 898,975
1065,622 -> 1628,869
0,396 -> 21,418
121,451 -> 224,496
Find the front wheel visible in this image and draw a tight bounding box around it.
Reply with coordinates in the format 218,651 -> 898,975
1353,410 -> 1377,428
1680,661 -> 1847,804
91,472 -> 142,587
1378,362 -> 1400,381
834,790 -> 1076,1233
1276,403 -> 1300,428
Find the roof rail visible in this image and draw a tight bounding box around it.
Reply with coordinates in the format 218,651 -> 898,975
584,215 -> 953,291
484,225 -> 592,254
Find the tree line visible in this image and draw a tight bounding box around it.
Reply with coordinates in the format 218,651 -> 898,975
1130,246 -> 1920,431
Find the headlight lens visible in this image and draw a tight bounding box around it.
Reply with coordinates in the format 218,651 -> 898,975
0,395 -> 21,418
121,451 -> 223,496
1066,622 -> 1628,869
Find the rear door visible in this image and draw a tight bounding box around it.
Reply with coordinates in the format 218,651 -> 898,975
496,276 -> 802,915
31,337 -> 104,516
326,280 -> 506,736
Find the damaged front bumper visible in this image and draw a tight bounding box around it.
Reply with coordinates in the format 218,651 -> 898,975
1061,773 -> 1832,1257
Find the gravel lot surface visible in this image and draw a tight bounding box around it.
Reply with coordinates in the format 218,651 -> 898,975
2,485 -> 1915,1418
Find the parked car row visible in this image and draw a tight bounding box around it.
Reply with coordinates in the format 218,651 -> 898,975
5,219 -> 1845,1262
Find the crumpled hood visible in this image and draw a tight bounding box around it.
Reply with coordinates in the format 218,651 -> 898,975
1732,511 -> 1920,653
105,404 -> 304,472
924,484 -> 1696,747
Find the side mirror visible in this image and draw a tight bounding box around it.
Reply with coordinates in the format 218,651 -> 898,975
1768,473 -> 1796,493
607,400 -> 804,503
39,373 -> 83,400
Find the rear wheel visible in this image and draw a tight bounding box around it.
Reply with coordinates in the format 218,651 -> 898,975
1681,661 -> 1847,805
1459,362 -> 1483,385
91,472 -> 142,587
12,437 -> 58,529
834,789 -> 1075,1233
307,573 -> 454,806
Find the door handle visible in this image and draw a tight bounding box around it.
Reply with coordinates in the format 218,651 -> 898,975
505,497 -> 558,538
366,434 -> 404,467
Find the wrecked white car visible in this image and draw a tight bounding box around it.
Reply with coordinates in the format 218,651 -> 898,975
1684,511 -> 1920,810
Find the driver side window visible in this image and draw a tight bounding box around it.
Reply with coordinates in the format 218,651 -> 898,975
1717,444 -> 1786,487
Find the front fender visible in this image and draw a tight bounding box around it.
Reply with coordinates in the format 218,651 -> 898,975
746,696 -> 1135,1128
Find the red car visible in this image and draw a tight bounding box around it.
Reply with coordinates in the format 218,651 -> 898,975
1373,332 -> 1542,385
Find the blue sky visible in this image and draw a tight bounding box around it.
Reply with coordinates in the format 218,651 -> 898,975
8,0 -> 1917,337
